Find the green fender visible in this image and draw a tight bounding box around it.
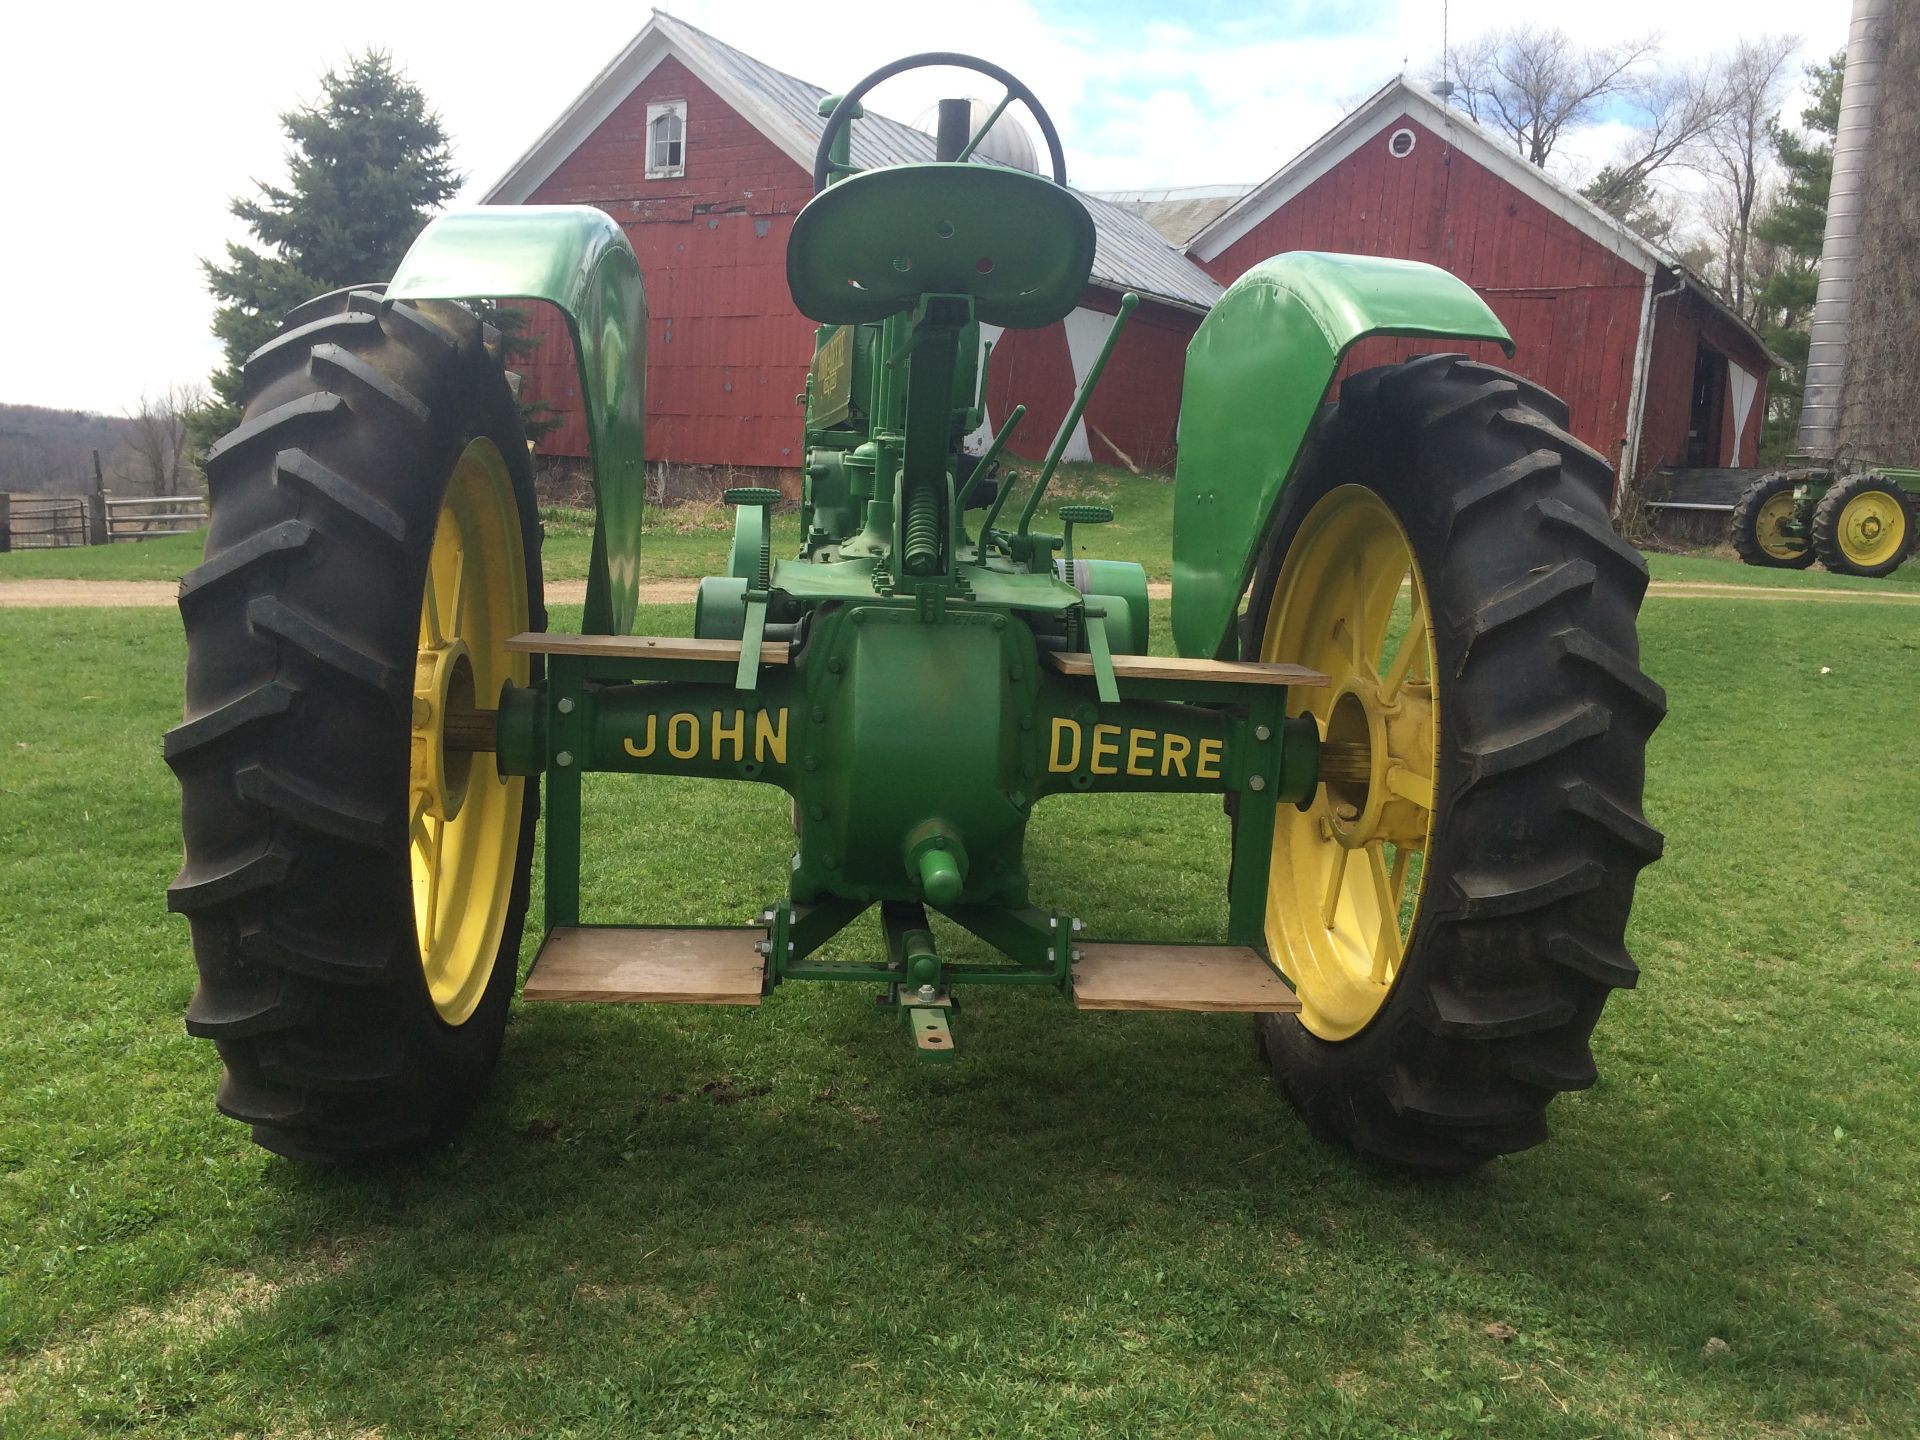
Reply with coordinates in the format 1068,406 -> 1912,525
1170,252 -> 1512,659
388,206 -> 648,634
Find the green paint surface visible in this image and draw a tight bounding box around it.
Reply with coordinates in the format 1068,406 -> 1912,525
1171,252 -> 1512,658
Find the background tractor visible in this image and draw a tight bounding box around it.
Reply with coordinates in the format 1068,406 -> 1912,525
1730,0 -> 1918,579
1730,466 -> 1918,576
168,54 -> 1663,1174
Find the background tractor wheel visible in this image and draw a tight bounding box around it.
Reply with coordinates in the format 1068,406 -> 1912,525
1811,473 -> 1914,577
167,288 -> 544,1162
1729,472 -> 1814,568
1240,354 -> 1664,1174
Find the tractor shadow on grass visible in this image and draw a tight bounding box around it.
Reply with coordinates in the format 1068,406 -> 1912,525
193,983 -> 1895,1432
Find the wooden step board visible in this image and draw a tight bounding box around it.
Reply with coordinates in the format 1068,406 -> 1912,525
505,633 -> 791,665
1045,652 -> 1327,687
1071,943 -> 1301,1013
522,926 -> 765,1005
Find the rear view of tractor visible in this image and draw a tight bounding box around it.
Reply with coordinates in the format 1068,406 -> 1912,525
1731,466 -> 1917,577
169,54 -> 1663,1175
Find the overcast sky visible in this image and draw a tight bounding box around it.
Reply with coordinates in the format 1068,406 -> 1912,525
2,0 -> 1850,415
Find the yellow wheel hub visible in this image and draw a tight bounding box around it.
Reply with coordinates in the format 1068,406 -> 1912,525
409,438 -> 531,1025
1837,490 -> 1908,569
1259,486 -> 1437,1040
1754,492 -> 1805,561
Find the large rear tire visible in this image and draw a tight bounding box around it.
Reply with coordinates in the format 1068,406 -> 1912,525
1811,473 -> 1913,577
1729,472 -> 1814,568
167,288 -> 544,1162
1241,354 -> 1665,1174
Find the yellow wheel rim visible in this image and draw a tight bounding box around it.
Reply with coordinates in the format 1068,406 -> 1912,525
409,438 -> 531,1025
1837,491 -> 1908,569
1754,492 -> 1805,561
1259,486 -> 1438,1040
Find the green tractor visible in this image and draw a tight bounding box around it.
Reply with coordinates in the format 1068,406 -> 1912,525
168,55 -> 1663,1174
1730,465 -> 1919,577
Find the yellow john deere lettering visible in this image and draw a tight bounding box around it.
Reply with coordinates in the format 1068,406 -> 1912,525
1046,717 -> 1221,780
622,708 -> 789,765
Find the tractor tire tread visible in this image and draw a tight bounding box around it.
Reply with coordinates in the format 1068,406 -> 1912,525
1729,472 -> 1815,569
179,520 -> 316,605
274,448 -> 409,545
170,287 -> 541,1163
1245,354 -> 1662,1173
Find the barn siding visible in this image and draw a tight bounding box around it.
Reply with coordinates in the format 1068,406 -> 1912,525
1201,115 -> 1652,470
517,57 -> 817,470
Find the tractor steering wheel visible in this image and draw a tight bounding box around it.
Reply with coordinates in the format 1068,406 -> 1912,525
811,53 -> 1070,194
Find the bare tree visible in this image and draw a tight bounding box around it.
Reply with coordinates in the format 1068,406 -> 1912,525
1440,26 -> 1658,166
123,383 -> 206,496
1699,35 -> 1799,318
1584,62 -> 1733,214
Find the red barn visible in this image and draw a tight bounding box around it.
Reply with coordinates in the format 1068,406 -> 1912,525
1184,78 -> 1781,488
484,13 -> 1220,492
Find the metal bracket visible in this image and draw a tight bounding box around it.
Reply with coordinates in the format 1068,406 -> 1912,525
907,1003 -> 956,1063
736,597 -> 768,691
1085,608 -> 1120,705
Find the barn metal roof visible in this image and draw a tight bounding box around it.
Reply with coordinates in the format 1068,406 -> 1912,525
485,12 -> 1223,316
1093,185 -> 1253,246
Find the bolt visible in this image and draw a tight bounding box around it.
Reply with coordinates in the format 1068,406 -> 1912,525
555,750 -> 574,767
1071,917 -> 1085,933
1009,664 -> 1025,681
824,856 -> 838,870
1071,948 -> 1084,962
809,804 -> 825,821
992,615 -> 1007,631
1254,723 -> 1270,742
557,697 -> 576,715
828,658 -> 845,674
1249,774 -> 1266,792
804,755 -> 818,771
917,984 -> 937,1004
754,940 -> 771,956
1049,916 -> 1059,930
1018,716 -> 1032,731
812,706 -> 827,723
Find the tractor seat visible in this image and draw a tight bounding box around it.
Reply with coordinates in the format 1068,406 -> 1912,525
787,163 -> 1096,329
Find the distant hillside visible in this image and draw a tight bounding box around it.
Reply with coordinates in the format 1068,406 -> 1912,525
0,404 -> 141,494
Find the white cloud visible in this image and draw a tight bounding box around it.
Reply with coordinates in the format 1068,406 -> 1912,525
0,0 -> 1851,413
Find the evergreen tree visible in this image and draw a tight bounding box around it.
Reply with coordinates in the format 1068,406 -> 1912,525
1582,164 -> 1678,247
193,52 -> 460,447
1753,53 -> 1843,458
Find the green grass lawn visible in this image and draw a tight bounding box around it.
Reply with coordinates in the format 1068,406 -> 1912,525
0,530 -> 207,581
1643,550 -> 1920,592
1,590 -> 1916,1436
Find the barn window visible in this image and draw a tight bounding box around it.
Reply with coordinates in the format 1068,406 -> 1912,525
1387,127 -> 1416,159
647,100 -> 687,179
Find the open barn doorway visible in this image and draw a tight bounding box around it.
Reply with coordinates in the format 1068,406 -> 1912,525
1686,341 -> 1729,467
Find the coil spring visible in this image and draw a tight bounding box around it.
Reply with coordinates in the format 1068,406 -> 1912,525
903,483 -> 941,574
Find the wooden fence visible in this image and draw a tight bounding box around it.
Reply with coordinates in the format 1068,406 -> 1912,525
0,492 -> 208,551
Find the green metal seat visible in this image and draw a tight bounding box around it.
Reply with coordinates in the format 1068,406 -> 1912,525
786,163 -> 1096,329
